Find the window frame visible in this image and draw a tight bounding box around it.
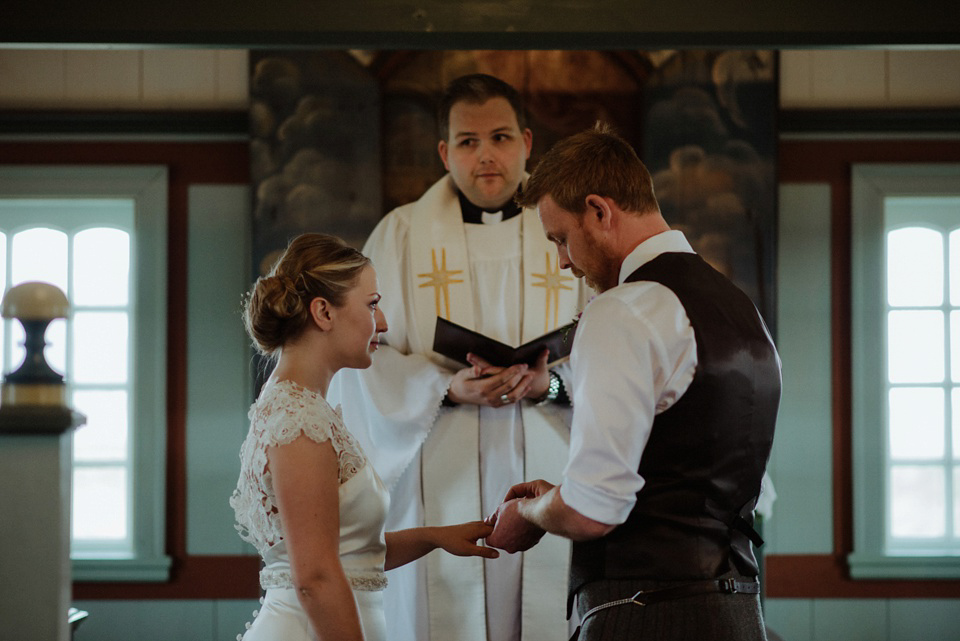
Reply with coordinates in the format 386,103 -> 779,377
0,165 -> 171,581
850,163 -> 960,579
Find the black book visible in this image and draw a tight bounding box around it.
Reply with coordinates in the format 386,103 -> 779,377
432,316 -> 577,368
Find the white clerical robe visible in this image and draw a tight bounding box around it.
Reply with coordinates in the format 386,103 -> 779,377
329,175 -> 591,641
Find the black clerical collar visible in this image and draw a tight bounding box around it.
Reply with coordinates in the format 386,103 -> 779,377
457,189 -> 523,225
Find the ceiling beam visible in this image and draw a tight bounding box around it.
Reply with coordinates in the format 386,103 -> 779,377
2,0 -> 959,48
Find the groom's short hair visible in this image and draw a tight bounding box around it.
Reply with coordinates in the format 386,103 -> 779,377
518,122 -> 659,217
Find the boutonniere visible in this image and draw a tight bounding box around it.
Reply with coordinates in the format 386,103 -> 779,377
563,296 -> 595,344
563,310 -> 585,345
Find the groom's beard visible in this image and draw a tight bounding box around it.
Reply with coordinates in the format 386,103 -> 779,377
570,265 -> 598,292
580,267 -> 617,294
570,266 -> 600,292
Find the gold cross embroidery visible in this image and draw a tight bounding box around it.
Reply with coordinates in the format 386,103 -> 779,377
531,252 -> 574,332
417,248 -> 464,319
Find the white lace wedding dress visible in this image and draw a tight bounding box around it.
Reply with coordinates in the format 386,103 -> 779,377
230,379 -> 389,641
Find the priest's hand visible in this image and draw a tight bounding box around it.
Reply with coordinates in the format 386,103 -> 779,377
447,355 -> 534,407
470,350 -> 551,402
485,498 -> 547,553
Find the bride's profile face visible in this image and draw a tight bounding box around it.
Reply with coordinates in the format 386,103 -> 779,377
333,265 -> 388,369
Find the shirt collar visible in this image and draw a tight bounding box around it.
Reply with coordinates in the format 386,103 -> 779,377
618,230 -> 695,285
457,187 -> 523,225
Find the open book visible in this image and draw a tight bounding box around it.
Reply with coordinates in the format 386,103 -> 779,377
432,316 -> 577,369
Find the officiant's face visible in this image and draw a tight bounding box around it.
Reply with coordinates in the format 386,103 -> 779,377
538,195 -> 618,293
438,97 -> 533,210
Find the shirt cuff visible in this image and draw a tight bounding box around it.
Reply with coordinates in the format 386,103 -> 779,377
560,475 -> 637,526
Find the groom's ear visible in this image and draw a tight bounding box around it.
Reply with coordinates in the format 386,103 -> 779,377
309,297 -> 335,331
583,194 -> 614,231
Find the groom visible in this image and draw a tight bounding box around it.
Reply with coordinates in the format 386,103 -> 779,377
485,123 -> 781,641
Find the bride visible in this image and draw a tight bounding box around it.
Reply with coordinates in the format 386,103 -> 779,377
230,233 -> 499,640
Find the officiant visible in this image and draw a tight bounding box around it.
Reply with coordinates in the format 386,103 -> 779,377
328,73 -> 593,641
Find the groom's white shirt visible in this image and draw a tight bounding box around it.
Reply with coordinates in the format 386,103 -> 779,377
559,230 -> 699,525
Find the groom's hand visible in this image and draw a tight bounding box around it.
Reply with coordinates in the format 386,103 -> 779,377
484,499 -> 546,553
503,479 -> 555,502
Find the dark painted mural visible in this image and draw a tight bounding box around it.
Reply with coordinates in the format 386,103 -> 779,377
248,49 -> 777,328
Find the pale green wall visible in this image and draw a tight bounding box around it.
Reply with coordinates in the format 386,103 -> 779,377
185,185 -> 255,556
766,184 -> 834,556
763,597 -> 960,641
72,599 -> 260,641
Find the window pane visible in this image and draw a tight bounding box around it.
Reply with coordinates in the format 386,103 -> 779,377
954,388 -> 960,460
888,310 -> 945,383
72,311 -> 129,384
887,227 -> 943,307
889,387 -> 944,460
953,311 -> 960,384
890,465 -> 945,538
11,228 -> 68,292
72,466 -> 128,541
72,390 -> 128,462
0,233 -> 4,374
955,465 -> 960,538
74,228 -> 130,306
0,231 -> 6,292
950,230 -> 960,307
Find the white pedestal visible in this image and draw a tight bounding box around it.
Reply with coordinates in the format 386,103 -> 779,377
0,406 -> 85,641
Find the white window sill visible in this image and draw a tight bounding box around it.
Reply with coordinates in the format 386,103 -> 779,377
72,556 -> 172,582
848,552 -> 960,579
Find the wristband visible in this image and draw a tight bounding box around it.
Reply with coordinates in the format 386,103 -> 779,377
534,371 -> 562,406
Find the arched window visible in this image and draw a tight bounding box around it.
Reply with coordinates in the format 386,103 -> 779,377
851,165 -> 960,577
0,167 -> 169,580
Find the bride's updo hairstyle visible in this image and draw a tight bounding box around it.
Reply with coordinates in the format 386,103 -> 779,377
244,233 -> 371,358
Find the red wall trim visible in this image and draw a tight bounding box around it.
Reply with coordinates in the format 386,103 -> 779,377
766,555 -> 960,599
73,556 -> 261,600
767,139 -> 960,599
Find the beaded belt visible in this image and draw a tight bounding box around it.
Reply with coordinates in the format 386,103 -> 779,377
259,566 -> 388,591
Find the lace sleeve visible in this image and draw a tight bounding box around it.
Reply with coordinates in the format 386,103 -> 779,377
258,381 -> 366,484
258,385 -> 337,448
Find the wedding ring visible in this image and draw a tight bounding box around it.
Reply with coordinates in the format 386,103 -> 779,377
500,394 -> 511,404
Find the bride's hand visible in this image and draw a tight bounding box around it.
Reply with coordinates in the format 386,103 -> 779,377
433,521 -> 500,559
